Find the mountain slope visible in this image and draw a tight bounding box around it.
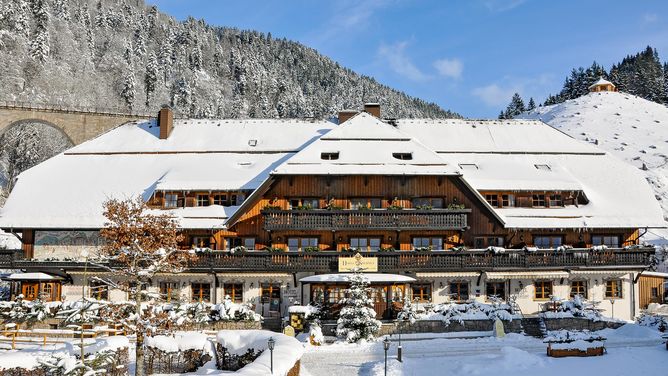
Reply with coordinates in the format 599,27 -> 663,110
517,91 -> 668,242
0,0 -> 458,119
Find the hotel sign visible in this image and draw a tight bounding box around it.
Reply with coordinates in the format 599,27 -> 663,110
338,252 -> 378,272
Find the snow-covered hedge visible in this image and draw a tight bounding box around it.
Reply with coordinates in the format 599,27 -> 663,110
418,301 -> 519,325
540,295 -> 611,321
636,311 -> 668,331
216,330 -> 304,375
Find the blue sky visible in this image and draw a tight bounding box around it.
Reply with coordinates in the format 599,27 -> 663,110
148,0 -> 668,118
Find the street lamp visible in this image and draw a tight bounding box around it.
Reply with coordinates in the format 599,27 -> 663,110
383,336 -> 391,376
267,337 -> 275,374
609,299 -> 616,319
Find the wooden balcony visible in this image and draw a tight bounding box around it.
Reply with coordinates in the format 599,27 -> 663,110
262,209 -> 471,231
0,248 -> 654,274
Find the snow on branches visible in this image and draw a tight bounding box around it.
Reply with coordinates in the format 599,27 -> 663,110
335,268 -> 382,343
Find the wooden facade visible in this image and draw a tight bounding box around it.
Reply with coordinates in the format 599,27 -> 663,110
638,274 -> 666,308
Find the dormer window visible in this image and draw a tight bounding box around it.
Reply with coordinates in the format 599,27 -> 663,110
321,152 -> 339,160
392,152 -> 413,160
248,139 -> 257,147
535,164 -> 551,171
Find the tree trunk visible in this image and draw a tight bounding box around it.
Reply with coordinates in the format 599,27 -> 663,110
135,287 -> 145,376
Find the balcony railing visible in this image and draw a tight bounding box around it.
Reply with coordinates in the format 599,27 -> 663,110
262,209 -> 471,231
0,248 -> 654,273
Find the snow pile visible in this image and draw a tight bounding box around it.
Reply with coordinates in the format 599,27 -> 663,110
549,339 -> 604,351
0,230 -> 21,249
518,91 -> 668,242
419,300 -> 517,325
145,335 -> 180,353
84,336 -> 130,355
145,331 -> 210,353
288,304 -> 321,319
645,303 -> 668,316
216,330 -> 304,375
0,351 -> 43,370
603,322 -> 664,340
212,298 -> 262,322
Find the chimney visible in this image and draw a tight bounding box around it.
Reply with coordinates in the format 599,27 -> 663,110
363,103 -> 381,118
158,106 -> 173,139
338,110 -> 359,124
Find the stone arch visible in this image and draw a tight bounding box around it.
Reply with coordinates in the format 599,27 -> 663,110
0,118 -> 75,147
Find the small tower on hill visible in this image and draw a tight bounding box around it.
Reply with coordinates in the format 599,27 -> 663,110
589,77 -> 617,92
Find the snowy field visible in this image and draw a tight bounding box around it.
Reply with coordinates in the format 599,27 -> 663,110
301,325 -> 666,376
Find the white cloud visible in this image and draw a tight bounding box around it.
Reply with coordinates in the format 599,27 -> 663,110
433,58 -> 463,79
471,84 -> 517,107
643,13 -> 658,24
377,41 -> 429,81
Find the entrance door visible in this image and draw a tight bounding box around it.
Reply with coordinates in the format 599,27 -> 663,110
22,282 -> 39,300
369,286 -> 388,319
261,283 -> 281,317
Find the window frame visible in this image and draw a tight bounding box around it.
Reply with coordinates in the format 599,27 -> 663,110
242,237 -> 256,250
350,198 -> 382,209
196,194 -> 210,207
411,283 -> 432,303
548,194 -> 563,207
164,193 -> 179,208
412,197 -> 444,209
349,237 -> 382,251
501,194 -> 515,207
159,282 -> 180,303
592,235 -> 620,248
191,282 -> 211,303
287,237 -> 319,251
532,194 -> 546,207
485,282 -> 506,301
88,280 -> 109,300
412,237 -> 444,250
213,193 -> 228,206
605,279 -> 623,299
224,283 -> 244,303
570,280 -> 588,299
534,280 -> 553,300
485,194 -> 499,207
449,281 -> 469,302
533,235 -> 563,249
261,283 -> 281,303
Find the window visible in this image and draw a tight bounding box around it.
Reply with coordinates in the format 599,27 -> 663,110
350,237 -> 381,251
605,280 -> 622,298
325,286 -> 345,304
412,284 -> 432,302
535,164 -> 551,171
592,235 -> 620,248
192,236 -> 211,249
289,198 -> 319,209
242,238 -> 256,250
651,287 -> 659,298
534,281 -> 553,300
459,163 -> 478,170
287,237 -> 318,251
533,236 -> 563,249
191,283 -> 211,302
321,152 -> 339,160
485,194 -> 499,207
449,282 -> 469,302
248,139 -> 257,147
486,282 -> 506,300
196,194 -> 210,207
350,198 -> 382,209
412,237 -> 444,250
474,237 -> 504,249
159,282 -> 179,302
392,152 -> 413,160
501,194 -> 515,207
261,283 -> 281,303
570,281 -> 588,298
89,280 -> 109,300
549,194 -> 563,207
224,283 -> 244,303
164,193 -> 179,208
532,194 -> 546,207
412,197 -> 444,209
213,194 -> 227,206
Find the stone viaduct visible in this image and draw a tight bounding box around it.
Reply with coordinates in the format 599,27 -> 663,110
0,101 -> 154,145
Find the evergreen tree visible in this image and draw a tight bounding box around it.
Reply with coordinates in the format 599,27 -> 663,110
145,52 -> 159,107
502,93 -> 526,119
336,268 -> 382,343
121,69 -> 137,111
527,97 -> 536,111
663,62 -> 668,104
29,0 -> 50,63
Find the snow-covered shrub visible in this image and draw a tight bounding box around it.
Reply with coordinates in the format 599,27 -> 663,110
421,300 -> 516,325
0,295 -> 53,327
542,295 -> 603,321
636,311 -> 667,331
336,268 -> 382,343
212,296 -> 262,322
397,297 -> 418,324
308,322 -> 324,345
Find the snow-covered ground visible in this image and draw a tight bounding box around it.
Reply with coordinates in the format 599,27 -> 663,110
300,324 -> 666,376
517,91 -> 668,245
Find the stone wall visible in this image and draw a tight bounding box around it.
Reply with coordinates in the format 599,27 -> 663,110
542,317 -> 624,332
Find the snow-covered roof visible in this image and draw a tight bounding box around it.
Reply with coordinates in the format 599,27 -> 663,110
589,77 -> 614,89
4,272 -> 62,281
273,112 -> 458,175
300,273 -> 416,283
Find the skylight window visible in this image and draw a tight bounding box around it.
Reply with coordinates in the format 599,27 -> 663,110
535,164 -> 551,171
321,152 -> 339,160
392,152 -> 413,160
459,163 -> 479,170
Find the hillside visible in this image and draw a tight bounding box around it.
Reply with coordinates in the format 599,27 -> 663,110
517,91 -> 668,243
0,0 -> 458,119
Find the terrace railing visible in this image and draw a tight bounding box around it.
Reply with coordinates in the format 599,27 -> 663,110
0,247 -> 654,273
262,209 -> 471,231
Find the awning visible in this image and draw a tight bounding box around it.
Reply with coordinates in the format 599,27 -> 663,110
416,272 -> 480,278
485,271 -> 569,280
569,270 -> 634,276
300,273 -> 416,283
3,272 -> 63,281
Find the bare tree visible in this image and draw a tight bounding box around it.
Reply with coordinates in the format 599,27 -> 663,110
98,196 -> 194,376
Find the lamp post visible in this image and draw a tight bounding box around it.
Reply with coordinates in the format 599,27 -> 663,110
383,336 -> 391,376
268,337 -> 275,374
609,299 -> 616,319
397,324 -> 402,362
80,249 -> 89,368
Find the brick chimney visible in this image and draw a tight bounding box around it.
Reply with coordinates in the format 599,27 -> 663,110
338,110 -> 359,124
363,103 -> 380,118
158,106 -> 173,139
